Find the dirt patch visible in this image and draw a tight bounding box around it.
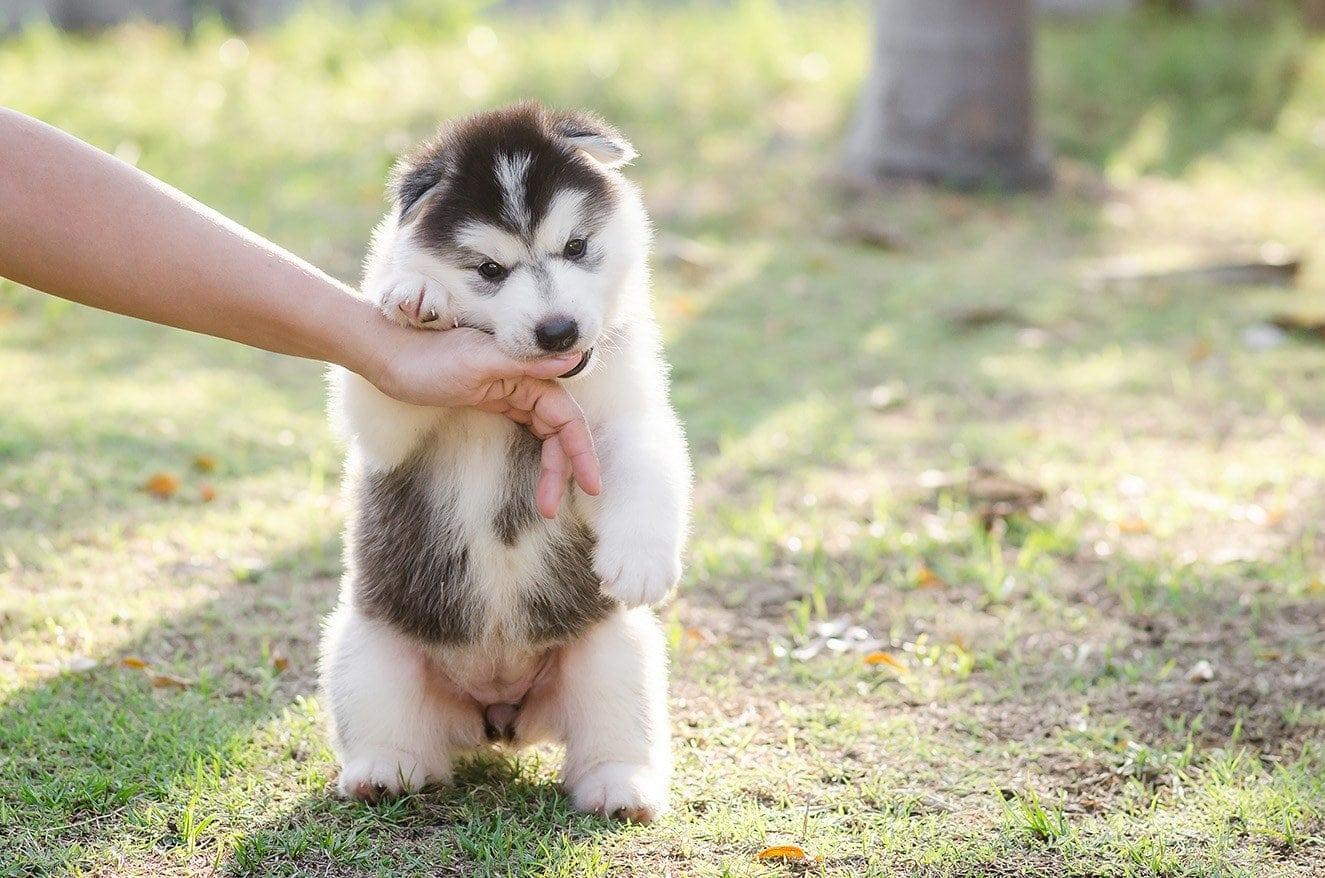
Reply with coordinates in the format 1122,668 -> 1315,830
1101,656 -> 1325,749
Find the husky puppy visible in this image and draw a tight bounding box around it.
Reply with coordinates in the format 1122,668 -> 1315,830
321,102 -> 691,822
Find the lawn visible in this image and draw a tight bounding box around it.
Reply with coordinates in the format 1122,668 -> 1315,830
3,3 -> 1325,876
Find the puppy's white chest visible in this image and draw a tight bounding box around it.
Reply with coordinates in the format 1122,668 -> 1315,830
345,410 -> 614,651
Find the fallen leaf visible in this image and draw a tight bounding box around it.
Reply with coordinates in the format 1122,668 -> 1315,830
755,844 -> 812,862
671,295 -> 699,318
193,455 -> 217,473
199,484 -> 217,503
143,472 -> 180,499
864,651 -> 907,672
684,626 -> 714,645
1117,518 -> 1150,535
916,566 -> 944,588
120,655 -> 149,669
150,673 -> 192,690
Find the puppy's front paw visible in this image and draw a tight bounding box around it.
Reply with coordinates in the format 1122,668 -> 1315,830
568,761 -> 669,823
371,272 -> 451,329
336,749 -> 435,803
594,534 -> 681,608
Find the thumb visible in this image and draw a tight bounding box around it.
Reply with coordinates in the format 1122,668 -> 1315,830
520,352 -> 585,380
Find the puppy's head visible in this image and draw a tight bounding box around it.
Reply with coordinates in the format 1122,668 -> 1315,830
390,101 -> 647,367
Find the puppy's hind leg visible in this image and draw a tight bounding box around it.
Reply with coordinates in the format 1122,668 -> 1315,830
321,603 -> 460,802
555,607 -> 671,823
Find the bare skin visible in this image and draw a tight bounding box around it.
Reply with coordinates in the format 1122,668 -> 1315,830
0,109 -> 599,513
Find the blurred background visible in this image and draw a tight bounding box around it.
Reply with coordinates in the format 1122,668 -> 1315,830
3,2 -> 1325,876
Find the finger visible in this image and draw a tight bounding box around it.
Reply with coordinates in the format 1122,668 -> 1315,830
537,437 -> 569,519
527,394 -> 600,497
471,346 -> 581,383
521,353 -> 584,380
504,380 -> 602,496
555,415 -> 601,496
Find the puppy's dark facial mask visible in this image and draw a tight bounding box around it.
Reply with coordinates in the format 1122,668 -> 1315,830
392,102 -> 631,251
381,101 -> 643,363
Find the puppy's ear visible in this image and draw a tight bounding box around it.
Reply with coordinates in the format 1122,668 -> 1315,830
555,112 -> 637,169
390,151 -> 446,221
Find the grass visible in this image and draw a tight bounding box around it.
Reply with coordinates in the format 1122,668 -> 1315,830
3,2 -> 1325,875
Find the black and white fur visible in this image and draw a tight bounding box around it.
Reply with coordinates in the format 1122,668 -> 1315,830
321,102 -> 691,822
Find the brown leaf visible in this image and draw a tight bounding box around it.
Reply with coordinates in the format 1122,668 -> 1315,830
1187,337 -> 1213,363
150,672 -> 192,690
1117,518 -> 1150,535
193,455 -> 217,473
199,484 -> 217,503
272,651 -> 290,673
143,472 -> 180,500
755,844 -> 813,862
120,655 -> 149,669
915,566 -> 944,589
864,651 -> 907,672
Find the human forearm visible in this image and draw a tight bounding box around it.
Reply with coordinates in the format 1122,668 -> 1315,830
0,107 -> 382,375
0,108 -> 600,502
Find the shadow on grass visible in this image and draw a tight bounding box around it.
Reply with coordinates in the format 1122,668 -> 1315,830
0,531 -> 631,877
221,757 -> 627,878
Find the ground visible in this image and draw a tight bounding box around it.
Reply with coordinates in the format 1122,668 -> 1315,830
2,4 -> 1325,876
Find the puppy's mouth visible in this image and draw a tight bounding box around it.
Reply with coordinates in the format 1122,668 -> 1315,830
452,319 -> 593,377
558,348 -> 593,379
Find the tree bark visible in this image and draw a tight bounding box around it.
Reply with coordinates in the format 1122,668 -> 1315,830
841,0 -> 1051,191
1304,0 -> 1325,31
1141,0 -> 1196,12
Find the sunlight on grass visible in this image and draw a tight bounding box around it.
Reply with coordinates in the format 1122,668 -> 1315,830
4,3 -> 1325,876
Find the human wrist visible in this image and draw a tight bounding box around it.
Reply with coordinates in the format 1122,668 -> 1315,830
323,291 -> 398,390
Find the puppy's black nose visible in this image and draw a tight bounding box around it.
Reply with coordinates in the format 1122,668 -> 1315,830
534,317 -> 579,353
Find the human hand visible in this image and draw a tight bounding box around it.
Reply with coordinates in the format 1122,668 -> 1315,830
365,324 -> 600,517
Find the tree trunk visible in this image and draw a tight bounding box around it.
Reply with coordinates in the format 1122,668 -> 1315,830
1304,0 -> 1325,31
841,0 -> 1051,191
1141,0 -> 1195,12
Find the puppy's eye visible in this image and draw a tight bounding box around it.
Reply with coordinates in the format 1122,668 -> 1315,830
477,261 -> 506,280
563,238 -> 587,259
